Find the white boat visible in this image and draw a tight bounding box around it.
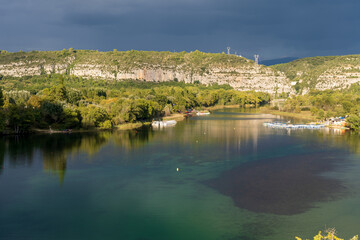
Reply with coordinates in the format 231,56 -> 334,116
196,112 -> 210,116
152,120 -> 177,128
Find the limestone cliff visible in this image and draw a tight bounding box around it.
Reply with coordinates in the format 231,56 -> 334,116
0,50 -> 293,94
272,55 -> 360,93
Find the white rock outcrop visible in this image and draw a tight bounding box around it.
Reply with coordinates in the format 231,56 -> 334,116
0,60 -> 293,94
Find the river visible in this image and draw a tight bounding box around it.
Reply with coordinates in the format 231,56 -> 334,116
1,108 -> 360,240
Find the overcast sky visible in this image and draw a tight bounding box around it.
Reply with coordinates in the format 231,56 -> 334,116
1,0 -> 359,60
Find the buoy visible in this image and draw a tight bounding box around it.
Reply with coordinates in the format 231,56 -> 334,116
176,168 -> 179,172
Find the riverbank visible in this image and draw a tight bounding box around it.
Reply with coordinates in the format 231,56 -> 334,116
204,104 -> 241,111
30,113 -> 186,134
258,107 -> 317,121
5,105 -> 266,135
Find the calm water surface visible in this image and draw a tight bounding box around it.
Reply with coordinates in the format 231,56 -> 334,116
1,108 -> 360,240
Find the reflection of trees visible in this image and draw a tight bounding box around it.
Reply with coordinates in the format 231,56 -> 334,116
40,132 -> 111,183
112,129 -> 154,151
0,138 -> 4,175
43,151 -> 67,184
290,128 -> 360,156
0,132 -> 112,182
75,132 -> 112,156
6,136 -> 35,167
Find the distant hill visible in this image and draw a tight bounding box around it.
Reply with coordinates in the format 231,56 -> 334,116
0,50 -> 293,94
261,57 -> 298,66
4,50 -> 360,95
271,55 -> 360,93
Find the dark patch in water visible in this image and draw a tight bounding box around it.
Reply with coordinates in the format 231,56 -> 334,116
204,153 -> 347,215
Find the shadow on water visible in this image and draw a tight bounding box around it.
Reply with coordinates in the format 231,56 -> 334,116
204,152 -> 348,215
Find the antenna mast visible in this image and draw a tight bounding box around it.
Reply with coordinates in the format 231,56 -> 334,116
254,54 -> 259,65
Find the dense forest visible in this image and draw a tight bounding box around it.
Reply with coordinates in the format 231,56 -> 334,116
0,74 -> 270,134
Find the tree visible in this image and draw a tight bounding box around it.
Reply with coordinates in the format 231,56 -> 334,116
80,105 -> 109,128
27,95 -> 42,108
40,101 -> 64,125
346,115 -> 360,131
7,105 -> 35,133
0,88 -> 4,107
342,101 -> 353,114
296,228 -> 358,240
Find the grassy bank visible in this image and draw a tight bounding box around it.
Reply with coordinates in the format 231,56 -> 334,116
259,107 -> 317,121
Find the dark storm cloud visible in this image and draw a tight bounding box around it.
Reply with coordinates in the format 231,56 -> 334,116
1,0 -> 360,59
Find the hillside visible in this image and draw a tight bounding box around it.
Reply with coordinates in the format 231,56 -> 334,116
272,55 -> 360,93
0,49 -> 292,94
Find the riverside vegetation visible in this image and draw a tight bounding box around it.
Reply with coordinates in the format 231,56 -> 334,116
273,83 -> 360,130
0,74 -> 270,134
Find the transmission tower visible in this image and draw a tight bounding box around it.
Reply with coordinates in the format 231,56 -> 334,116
227,47 -> 231,55
254,54 -> 259,65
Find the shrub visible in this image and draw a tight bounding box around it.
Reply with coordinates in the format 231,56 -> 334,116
99,120 -> 112,129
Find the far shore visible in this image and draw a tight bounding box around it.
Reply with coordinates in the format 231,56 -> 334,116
8,105 -> 319,135
30,113 -> 187,134
258,107 -> 318,121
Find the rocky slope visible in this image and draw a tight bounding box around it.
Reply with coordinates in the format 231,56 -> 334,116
0,50 -> 292,94
272,55 -> 360,93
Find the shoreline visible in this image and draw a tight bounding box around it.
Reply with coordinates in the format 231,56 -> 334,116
7,105 -> 312,135
29,105 -> 254,134
30,113 -> 187,134
258,107 -> 317,121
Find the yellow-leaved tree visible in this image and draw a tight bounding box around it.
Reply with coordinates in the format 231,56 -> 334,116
296,228 -> 358,240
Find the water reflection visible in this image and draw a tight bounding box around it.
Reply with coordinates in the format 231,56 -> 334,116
0,133 -> 112,180
2,112 -> 360,182
112,129 -> 154,151
1,109 -> 360,240
0,130 -> 157,180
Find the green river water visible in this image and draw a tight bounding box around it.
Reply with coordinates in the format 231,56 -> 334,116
1,108 -> 360,240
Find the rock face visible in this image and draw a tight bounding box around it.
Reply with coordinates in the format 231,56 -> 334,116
0,51 -> 293,94
315,66 -> 360,90
272,55 -> 360,93
70,65 -> 293,94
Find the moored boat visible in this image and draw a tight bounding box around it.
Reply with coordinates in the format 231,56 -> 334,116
263,122 -> 325,129
152,120 -> 177,128
196,111 -> 210,116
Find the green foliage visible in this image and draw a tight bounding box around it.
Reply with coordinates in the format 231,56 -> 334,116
0,110 -> 5,131
0,50 -> 252,76
0,72 -> 271,133
99,120 -> 112,129
0,88 -> 4,107
80,105 -> 109,128
346,115 -> 360,130
40,101 -> 64,125
6,104 -> 35,133
4,90 -> 30,105
282,85 -> 360,121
